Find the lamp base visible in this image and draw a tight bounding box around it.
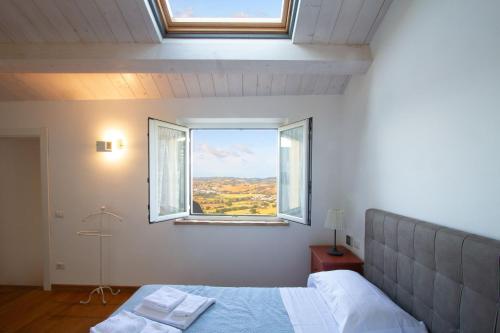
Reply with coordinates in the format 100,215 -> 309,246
327,247 -> 344,256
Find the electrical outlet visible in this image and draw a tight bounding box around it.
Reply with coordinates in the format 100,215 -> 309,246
346,235 -> 352,246
55,262 -> 65,270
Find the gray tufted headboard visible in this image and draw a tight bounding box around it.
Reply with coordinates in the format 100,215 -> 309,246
364,209 -> 500,333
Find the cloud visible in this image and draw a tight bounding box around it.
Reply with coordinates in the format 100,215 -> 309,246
175,7 -> 194,18
232,11 -> 249,18
196,144 -> 240,159
232,144 -> 254,155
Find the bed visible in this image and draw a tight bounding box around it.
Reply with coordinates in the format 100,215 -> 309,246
110,209 -> 500,333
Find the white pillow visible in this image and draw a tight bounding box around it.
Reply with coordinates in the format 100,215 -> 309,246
308,270 -> 427,333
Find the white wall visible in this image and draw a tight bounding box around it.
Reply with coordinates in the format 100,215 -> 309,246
341,0 -> 500,257
0,138 -> 43,285
0,95 -> 342,286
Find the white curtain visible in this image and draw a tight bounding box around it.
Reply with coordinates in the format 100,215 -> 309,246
279,125 -> 303,218
157,126 -> 186,216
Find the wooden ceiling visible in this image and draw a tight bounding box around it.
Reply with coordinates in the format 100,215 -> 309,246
0,73 -> 350,101
0,0 -> 160,43
293,0 -> 393,44
0,0 -> 393,102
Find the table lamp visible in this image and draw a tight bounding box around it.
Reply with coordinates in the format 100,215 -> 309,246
324,208 -> 344,256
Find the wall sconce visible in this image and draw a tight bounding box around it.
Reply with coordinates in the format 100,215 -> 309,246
96,139 -> 124,152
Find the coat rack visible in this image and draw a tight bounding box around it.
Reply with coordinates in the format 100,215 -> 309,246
77,206 -> 122,304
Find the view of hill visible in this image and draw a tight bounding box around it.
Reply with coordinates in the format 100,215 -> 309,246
192,177 -> 276,216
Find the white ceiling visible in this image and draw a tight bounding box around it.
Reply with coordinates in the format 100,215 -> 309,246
0,0 -> 160,43
0,73 -> 350,101
293,0 -> 393,44
0,0 -> 393,102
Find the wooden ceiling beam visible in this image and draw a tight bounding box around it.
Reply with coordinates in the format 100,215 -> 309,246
0,40 -> 372,75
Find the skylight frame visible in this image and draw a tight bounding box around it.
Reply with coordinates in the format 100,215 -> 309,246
154,0 -> 293,34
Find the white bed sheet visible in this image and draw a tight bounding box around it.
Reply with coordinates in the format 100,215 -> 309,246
280,287 -> 339,333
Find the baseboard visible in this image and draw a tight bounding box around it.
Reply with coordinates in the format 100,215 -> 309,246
51,284 -> 139,292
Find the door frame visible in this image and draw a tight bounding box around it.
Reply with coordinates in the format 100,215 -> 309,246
0,128 -> 51,291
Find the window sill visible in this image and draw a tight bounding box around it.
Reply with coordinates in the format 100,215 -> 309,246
173,219 -> 289,226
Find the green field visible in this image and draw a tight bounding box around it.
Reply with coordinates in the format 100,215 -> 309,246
192,177 -> 276,216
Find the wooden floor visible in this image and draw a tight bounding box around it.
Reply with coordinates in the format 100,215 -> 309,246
0,286 -> 137,333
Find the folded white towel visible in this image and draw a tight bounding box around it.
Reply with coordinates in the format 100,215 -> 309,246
134,296 -> 215,330
172,294 -> 207,317
90,310 -> 181,333
142,286 -> 187,313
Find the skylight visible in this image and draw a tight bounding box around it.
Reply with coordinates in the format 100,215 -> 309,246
155,0 -> 293,34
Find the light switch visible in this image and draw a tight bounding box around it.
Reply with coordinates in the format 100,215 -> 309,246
55,210 -> 64,218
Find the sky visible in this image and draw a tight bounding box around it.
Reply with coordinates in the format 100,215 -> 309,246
192,129 -> 277,178
168,0 -> 283,19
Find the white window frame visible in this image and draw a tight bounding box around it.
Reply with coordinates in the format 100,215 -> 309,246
149,118 -> 311,225
149,118 -> 190,222
277,119 -> 311,225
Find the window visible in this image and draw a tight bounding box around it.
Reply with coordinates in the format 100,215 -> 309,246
148,118 -> 312,224
153,0 -> 295,35
191,129 -> 277,216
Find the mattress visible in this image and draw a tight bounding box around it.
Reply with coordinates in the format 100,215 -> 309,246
114,284 -> 338,333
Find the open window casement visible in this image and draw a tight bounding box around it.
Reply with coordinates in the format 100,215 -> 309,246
149,118 -> 190,222
277,118 -> 312,225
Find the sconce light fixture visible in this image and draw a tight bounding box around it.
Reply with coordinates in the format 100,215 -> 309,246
96,127 -> 126,153
96,139 -> 124,152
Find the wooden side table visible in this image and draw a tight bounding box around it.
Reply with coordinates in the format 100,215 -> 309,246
310,245 -> 363,274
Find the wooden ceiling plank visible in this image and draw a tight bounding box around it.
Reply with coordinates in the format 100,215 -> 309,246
77,74 -> 108,99
182,73 -> 202,98
61,74 -> 96,100
75,0 -> 116,43
33,0 -> 80,43
365,0 -> 393,43
47,74 -> 89,100
212,73 -> 229,97
242,73 -> 258,96
330,0 -> 364,44
285,74 -> 302,95
136,0 -> 162,43
120,73 -> 150,99
312,0 -> 342,43
167,74 -> 188,98
312,75 -> 333,95
257,73 -> 272,96
107,73 -> 135,99
271,74 -> 286,96
95,0 -> 135,42
17,74 -> 64,100
348,0 -> 385,44
11,74 -> 46,100
0,26 -> 13,43
115,0 -> 153,42
0,74 -> 39,100
137,73 -> 161,98
151,73 -> 174,98
227,73 -> 243,97
53,0 -> 99,42
13,0 -> 62,43
299,74 -> 318,95
0,75 -> 21,101
326,74 -> 350,94
197,73 -> 216,98
0,1 -> 43,42
79,73 -> 124,100
292,0 -> 321,44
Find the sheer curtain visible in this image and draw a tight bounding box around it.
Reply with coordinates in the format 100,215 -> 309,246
279,125 -> 304,218
157,126 -> 186,216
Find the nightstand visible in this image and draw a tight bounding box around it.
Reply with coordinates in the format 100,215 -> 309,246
310,245 -> 363,274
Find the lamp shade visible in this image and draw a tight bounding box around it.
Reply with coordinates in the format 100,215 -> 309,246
324,209 -> 344,231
